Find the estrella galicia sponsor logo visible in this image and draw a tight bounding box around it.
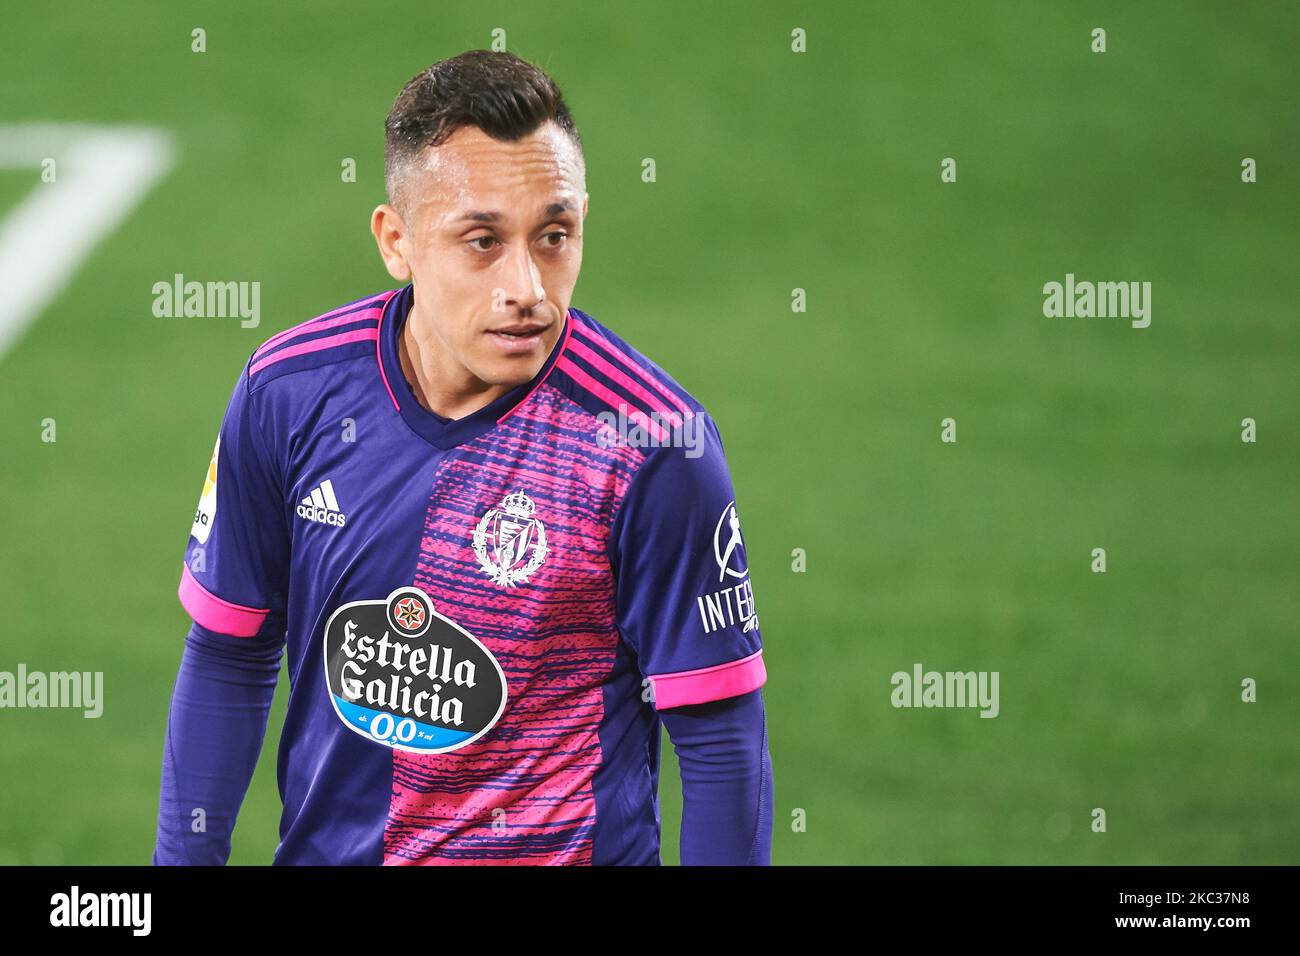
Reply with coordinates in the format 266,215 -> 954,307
695,499 -> 759,635
323,586 -> 507,753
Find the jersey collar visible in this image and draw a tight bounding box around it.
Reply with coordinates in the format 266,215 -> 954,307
376,284 -> 571,449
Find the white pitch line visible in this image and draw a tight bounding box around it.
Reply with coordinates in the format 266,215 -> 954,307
0,123 -> 176,359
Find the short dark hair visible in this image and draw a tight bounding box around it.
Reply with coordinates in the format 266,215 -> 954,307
384,50 -> 584,210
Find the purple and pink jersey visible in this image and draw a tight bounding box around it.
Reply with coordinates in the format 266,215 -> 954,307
165,285 -> 767,864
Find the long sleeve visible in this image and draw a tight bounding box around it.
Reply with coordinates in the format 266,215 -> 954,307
604,409 -> 772,864
153,621 -> 282,865
659,688 -> 773,865
158,353 -> 290,864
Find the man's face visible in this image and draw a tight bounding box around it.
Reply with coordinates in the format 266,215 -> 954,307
373,120 -> 587,391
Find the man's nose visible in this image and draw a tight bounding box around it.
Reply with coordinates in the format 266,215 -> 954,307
498,244 -> 546,313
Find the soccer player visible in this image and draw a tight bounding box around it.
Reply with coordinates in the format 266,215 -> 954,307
154,49 -> 772,865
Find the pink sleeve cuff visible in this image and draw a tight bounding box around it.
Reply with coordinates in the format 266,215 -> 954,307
178,564 -> 269,638
649,649 -> 767,710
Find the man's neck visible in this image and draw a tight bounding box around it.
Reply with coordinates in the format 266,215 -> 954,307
398,310 -> 512,421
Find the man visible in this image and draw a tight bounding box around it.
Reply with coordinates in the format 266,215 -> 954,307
154,49 -> 772,865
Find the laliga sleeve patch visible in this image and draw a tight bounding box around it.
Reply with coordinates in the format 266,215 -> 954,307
323,586 -> 508,754
190,436 -> 219,544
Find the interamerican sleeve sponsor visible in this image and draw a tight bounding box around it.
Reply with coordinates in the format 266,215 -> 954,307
696,578 -> 757,634
696,499 -> 760,635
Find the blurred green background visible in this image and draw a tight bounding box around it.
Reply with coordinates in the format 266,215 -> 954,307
0,0 -> 1296,865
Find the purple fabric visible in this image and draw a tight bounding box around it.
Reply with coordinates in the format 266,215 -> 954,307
659,688 -> 773,865
153,622 -> 281,865
155,287 -> 771,864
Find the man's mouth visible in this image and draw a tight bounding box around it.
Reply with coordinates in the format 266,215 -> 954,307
486,321 -> 550,354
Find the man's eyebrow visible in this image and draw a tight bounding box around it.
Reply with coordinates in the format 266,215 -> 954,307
451,202 -> 576,225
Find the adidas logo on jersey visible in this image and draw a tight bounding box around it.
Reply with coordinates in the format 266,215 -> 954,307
297,479 -> 347,527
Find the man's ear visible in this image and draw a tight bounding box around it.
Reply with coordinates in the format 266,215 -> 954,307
582,192 -> 589,220
371,204 -> 412,282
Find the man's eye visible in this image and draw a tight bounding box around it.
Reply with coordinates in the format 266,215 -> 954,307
541,231 -> 567,248
469,236 -> 499,251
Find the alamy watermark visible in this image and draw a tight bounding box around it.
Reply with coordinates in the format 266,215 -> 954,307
49,886 -> 150,935
0,664 -> 103,718
152,273 -> 260,328
1043,273 -> 1151,328
595,404 -> 704,458
891,663 -> 999,718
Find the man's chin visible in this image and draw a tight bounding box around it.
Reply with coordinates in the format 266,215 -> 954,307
473,356 -> 549,392
474,333 -> 560,387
